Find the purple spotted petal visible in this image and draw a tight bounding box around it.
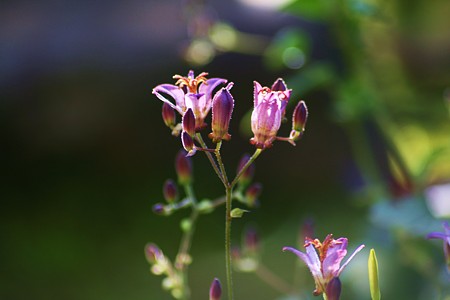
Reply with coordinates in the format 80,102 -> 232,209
322,239 -> 348,280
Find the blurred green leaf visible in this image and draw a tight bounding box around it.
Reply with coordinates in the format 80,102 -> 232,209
264,28 -> 310,71
282,0 -> 335,20
287,62 -> 336,96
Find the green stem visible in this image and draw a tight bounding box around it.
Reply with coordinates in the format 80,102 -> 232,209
213,141 -> 234,300
196,133 -> 224,183
225,186 -> 233,300
231,149 -> 262,188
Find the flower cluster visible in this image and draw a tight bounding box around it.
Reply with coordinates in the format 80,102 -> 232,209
153,71 -> 308,156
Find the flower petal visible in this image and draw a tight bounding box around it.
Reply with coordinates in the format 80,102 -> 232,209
153,84 -> 186,113
253,81 -> 263,107
199,78 -> 228,110
337,244 -> 365,276
283,246 -> 322,280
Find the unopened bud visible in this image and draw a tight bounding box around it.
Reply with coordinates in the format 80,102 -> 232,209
292,100 -> 308,132
181,131 -> 197,156
163,179 -> 178,203
245,227 -> 259,253
175,150 -> 192,185
245,183 -> 262,207
236,154 -> 255,187
162,102 -> 176,128
209,85 -> 234,143
182,108 -> 196,136
209,278 -> 222,300
271,78 -> 288,91
145,243 -> 163,264
300,218 -> 315,244
326,277 -> 341,300
152,203 -> 166,215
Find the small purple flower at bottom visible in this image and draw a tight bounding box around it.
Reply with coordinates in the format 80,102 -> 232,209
427,221 -> 450,272
283,234 -> 365,297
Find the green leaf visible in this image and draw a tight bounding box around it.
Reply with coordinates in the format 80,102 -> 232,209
230,208 -> 249,218
368,248 -> 381,300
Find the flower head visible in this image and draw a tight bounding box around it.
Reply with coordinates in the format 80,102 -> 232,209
250,79 -> 292,149
283,234 -> 365,296
427,221 -> 450,271
153,70 -> 227,130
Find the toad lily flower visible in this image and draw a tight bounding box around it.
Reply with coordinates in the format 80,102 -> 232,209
427,221 -> 450,272
152,70 -> 227,130
250,78 -> 308,149
283,234 -> 365,297
250,79 -> 291,149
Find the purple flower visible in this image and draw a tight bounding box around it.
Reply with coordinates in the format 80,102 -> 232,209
283,234 -> 365,296
153,70 -> 227,130
250,78 -> 292,149
427,221 -> 450,271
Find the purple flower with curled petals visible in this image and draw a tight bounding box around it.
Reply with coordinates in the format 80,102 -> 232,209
283,234 -> 365,297
427,221 -> 450,271
250,78 -> 292,149
153,70 -> 227,130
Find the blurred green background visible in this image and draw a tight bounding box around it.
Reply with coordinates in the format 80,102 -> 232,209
1,0 -> 450,299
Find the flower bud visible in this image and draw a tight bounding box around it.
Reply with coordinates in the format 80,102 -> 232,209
152,203 -> 166,215
162,102 -> 176,128
271,78 -> 288,91
175,150 -> 192,185
145,243 -> 163,264
245,227 -> 259,253
182,108 -> 196,136
245,183 -> 262,207
209,278 -> 222,300
181,131 -> 197,156
209,85 -> 234,143
326,277 -> 341,300
236,154 -> 255,187
163,179 -> 178,203
292,100 -> 308,132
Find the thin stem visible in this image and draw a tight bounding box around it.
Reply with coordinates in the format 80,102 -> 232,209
231,149 -> 262,188
215,141 -> 229,186
225,186 -> 233,300
195,133 -> 224,183
212,140 -> 234,300
176,183 -> 198,300
255,263 -> 292,295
